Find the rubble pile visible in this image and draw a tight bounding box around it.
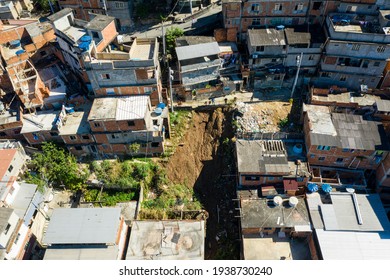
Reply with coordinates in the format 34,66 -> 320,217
234,102 -> 277,133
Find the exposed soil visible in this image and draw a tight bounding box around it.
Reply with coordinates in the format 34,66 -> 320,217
163,107 -> 240,259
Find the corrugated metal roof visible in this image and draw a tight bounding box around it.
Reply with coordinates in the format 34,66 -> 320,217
116,95 -> 148,120
248,28 -> 286,46
316,229 -> 390,260
285,28 -> 311,45
43,208 -> 121,245
175,42 -> 220,61
236,139 -> 289,174
376,99 -> 390,112
11,183 -> 43,226
88,96 -> 148,121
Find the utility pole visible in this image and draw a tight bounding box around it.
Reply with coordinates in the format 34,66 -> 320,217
169,67 -> 174,112
291,52 -> 303,99
162,21 -> 166,59
189,0 -> 193,15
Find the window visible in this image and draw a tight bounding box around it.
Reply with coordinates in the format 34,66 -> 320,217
313,2 -> 321,10
374,61 -> 381,67
308,55 -> 314,61
351,44 -> 360,51
101,74 -> 110,79
295,3 -> 304,11
74,146 -> 82,151
141,143 -> 147,148
50,132 -> 58,137
297,177 -> 304,182
115,2 -> 124,8
70,135 -> 76,140
245,176 -> 260,181
111,134 -> 119,139
256,46 -> 264,52
8,165 -> 13,173
91,31 -> 99,39
358,78 -> 365,83
94,122 -> 101,128
268,176 -> 274,181
153,119 -> 158,125
321,72 -> 331,78
340,75 -> 347,81
90,146 -> 97,153
127,121 -> 135,126
263,227 -> 273,230
40,50 -> 47,56
318,156 -> 325,161
32,133 -> 39,140
342,148 -> 349,152
274,75 -> 281,80
0,132 -> 6,136
82,135 -> 90,140
336,158 -> 344,163
362,60 -> 369,68
251,3 -> 260,13
274,4 -> 283,11
252,18 -> 261,26
9,186 -> 15,196
377,46 -> 386,53
151,142 -> 160,148
14,233 -> 20,244
317,145 -> 330,151
4,223 -> 11,235
106,88 -> 115,95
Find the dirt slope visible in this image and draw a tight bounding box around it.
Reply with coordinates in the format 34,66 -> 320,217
163,107 -> 239,259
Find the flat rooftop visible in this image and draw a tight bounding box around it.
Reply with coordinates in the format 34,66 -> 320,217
0,108 -> 20,126
176,42 -> 220,61
21,110 -> 58,133
236,139 -> 290,174
248,28 -> 286,46
126,220 -> 205,260
88,95 -> 149,121
59,105 -> 91,135
44,245 -> 119,260
61,25 -> 87,43
85,14 -> 114,31
240,197 -> 311,230
243,234 -> 311,260
307,192 -> 390,232
11,182 -> 43,225
311,90 -> 381,107
43,208 -> 121,245
129,38 -> 157,60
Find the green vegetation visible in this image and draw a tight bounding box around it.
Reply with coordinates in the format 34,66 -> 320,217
278,116 -> 289,128
83,188 -> 138,206
140,183 -> 202,219
23,172 -> 46,194
34,0 -> 51,12
128,143 -> 141,156
135,3 -> 150,18
165,27 -> 184,58
90,159 -> 156,190
27,142 -> 89,191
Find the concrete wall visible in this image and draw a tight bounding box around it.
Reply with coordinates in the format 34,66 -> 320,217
106,1 -> 134,33
377,153 -> 390,188
337,2 -> 378,15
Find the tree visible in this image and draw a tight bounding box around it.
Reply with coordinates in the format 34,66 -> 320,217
29,142 -> 88,190
129,143 -> 141,156
165,27 -> 184,59
34,0 -> 51,12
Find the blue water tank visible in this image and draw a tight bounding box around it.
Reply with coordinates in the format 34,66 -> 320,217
79,35 -> 92,52
157,103 -> 166,109
308,183 -> 318,193
321,184 -> 332,193
154,107 -> 163,116
15,50 -> 25,55
10,40 -> 21,48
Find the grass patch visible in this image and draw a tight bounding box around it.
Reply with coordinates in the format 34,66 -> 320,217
83,188 -> 138,207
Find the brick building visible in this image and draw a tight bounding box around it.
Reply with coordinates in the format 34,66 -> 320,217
84,37 -> 162,106
303,104 -> 389,170
57,0 -> 134,33
88,95 -> 166,156
48,8 -> 118,85
235,139 -> 310,189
